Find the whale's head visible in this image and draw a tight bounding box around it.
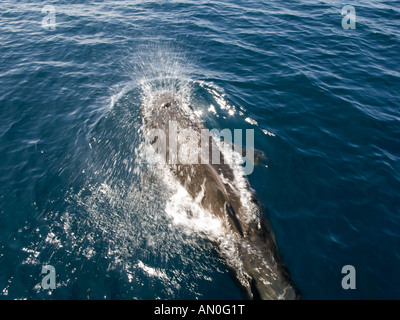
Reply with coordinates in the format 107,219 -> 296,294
141,91 -> 183,129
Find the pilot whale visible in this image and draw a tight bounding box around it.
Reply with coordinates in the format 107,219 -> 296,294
141,91 -> 300,300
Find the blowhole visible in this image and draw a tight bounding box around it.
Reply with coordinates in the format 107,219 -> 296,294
161,102 -> 172,108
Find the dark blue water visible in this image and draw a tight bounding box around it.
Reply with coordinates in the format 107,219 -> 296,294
1,0 -> 399,300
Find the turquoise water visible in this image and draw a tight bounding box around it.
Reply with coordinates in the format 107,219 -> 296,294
1,0 -> 399,299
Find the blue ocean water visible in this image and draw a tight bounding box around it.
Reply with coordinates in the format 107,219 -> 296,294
0,0 -> 399,300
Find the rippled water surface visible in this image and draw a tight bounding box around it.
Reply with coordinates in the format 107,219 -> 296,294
0,0 -> 399,299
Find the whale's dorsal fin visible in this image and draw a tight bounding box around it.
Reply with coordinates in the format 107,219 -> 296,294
225,202 -> 244,238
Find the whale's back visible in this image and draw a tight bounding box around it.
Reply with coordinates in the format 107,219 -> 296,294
141,91 -> 300,300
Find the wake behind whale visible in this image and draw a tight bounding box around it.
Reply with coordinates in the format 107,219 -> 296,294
141,87 -> 300,300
